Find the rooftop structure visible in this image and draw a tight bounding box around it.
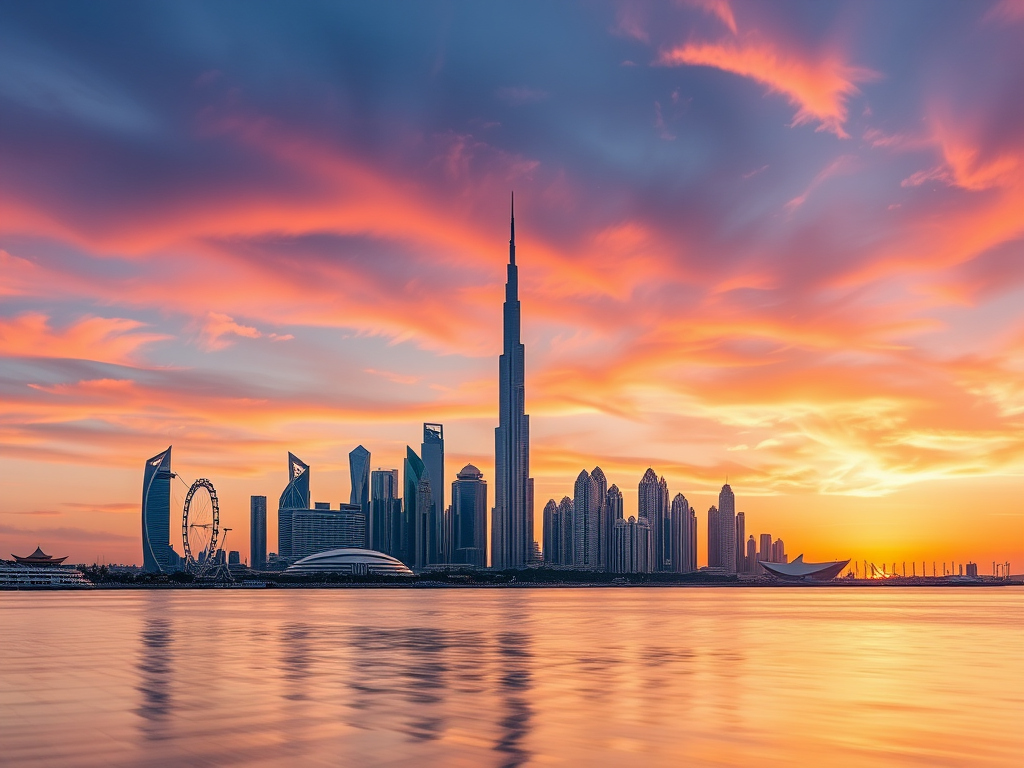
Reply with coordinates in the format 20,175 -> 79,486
12,546 -> 68,566
759,555 -> 850,582
285,548 -> 414,576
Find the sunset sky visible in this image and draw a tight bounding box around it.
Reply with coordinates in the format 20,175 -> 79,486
2,0 -> 1022,569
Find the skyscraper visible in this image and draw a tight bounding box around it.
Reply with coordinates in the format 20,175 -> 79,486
349,445 -> 371,547
772,538 -> 786,563
250,495 -> 267,569
414,474 -> 433,570
278,452 -> 310,559
370,468 -> 400,554
735,511 -> 745,573
719,484 -> 736,575
638,468 -> 661,569
573,469 -> 600,568
557,496 -> 574,567
403,447 -> 427,568
688,503 -> 698,573
492,195 -> 533,570
451,464 -> 488,567
670,493 -> 696,573
707,505 -> 720,568
421,423 -> 446,563
746,535 -> 757,573
543,499 -> 559,565
759,533 -> 773,572
606,484 -> 624,520
141,446 -> 174,573
591,466 -> 609,570
612,516 -> 651,574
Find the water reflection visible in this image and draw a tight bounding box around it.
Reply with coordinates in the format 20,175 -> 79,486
494,631 -> 533,768
135,607 -> 174,733
1,588 -> 1021,768
280,623 -> 312,702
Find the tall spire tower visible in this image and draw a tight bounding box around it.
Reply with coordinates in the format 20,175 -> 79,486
492,193 -> 533,569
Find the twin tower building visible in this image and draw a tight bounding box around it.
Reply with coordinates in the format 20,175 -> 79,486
250,197 -> 534,571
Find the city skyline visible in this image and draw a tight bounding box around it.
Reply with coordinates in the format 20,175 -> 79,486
2,1 -> 1022,569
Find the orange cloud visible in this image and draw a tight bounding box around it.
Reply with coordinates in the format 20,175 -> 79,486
0,313 -> 169,365
657,39 -> 878,137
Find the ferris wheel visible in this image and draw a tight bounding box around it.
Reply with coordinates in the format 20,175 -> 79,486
181,478 -> 220,572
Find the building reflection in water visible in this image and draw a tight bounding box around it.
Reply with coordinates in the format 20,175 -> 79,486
494,630 -> 533,768
346,626 -> 451,742
280,623 -> 312,702
134,601 -> 175,741
343,616 -> 535,765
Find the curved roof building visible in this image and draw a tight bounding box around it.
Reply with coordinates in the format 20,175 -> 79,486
142,446 -> 174,573
285,548 -> 414,577
759,554 -> 850,582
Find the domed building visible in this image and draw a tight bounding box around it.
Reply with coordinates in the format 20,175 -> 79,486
285,548 -> 414,576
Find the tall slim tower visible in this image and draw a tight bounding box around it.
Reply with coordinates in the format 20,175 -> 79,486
349,445 -> 371,547
421,423 -> 446,564
638,468 -> 661,569
141,446 -> 174,573
492,194 -> 533,570
735,511 -> 745,573
719,483 -> 736,574
250,495 -> 267,568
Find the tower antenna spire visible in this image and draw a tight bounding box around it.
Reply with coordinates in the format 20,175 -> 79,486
509,191 -> 515,264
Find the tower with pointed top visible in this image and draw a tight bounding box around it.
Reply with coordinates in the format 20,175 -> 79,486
492,194 -> 534,569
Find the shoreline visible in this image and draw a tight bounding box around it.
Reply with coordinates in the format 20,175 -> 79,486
3,579 -> 1020,592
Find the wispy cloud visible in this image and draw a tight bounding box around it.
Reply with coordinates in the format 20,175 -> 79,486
656,39 -> 879,137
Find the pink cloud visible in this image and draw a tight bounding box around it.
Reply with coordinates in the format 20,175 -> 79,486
0,313 -> 169,365
657,38 -> 879,137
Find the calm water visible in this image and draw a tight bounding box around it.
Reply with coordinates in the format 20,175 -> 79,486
2,587 -> 1022,767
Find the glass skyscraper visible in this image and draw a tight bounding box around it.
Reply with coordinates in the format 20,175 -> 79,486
250,495 -> 267,568
370,468 -> 400,555
349,445 -> 371,547
278,452 -> 310,558
421,423 -> 446,564
451,464 -> 487,567
403,447 -> 427,569
492,195 -> 534,570
141,446 -> 174,573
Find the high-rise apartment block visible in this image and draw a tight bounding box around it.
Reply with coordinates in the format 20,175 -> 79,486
612,516 -> 651,573
638,469 -> 662,569
573,469 -> 600,568
590,466 -> 609,570
250,495 -> 267,569
718,484 -> 736,574
670,493 -> 697,573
